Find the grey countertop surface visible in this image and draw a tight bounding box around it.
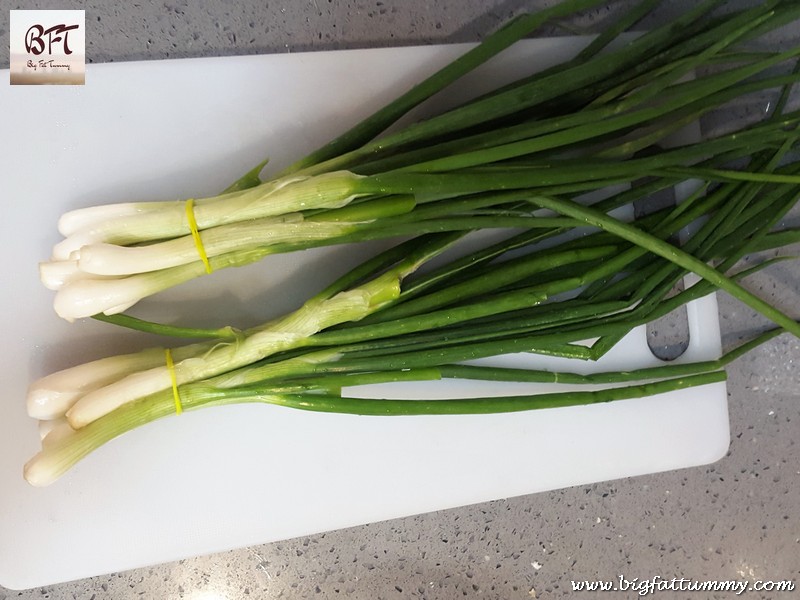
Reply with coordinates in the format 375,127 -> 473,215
2,1 -> 799,599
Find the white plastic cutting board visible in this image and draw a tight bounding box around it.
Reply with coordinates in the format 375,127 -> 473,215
0,38 -> 728,590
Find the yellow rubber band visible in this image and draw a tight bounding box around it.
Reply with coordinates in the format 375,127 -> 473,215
185,198 -> 212,274
165,348 -> 183,415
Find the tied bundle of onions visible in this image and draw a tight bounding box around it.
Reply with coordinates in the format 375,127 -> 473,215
25,0 -> 800,485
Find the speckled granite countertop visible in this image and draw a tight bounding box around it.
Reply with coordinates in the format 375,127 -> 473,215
1,2 -> 799,598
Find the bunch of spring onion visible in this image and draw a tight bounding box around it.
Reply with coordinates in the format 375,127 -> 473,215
41,0 -> 800,321
25,0 -> 800,485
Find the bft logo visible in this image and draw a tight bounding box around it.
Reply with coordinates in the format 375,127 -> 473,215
25,23 -> 81,56
10,10 -> 86,85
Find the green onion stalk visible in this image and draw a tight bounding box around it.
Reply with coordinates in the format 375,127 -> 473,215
25,0 -> 800,485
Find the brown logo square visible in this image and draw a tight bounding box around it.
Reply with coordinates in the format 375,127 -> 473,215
10,10 -> 85,85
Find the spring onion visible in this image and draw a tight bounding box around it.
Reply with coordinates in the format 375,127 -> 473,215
24,0 -> 800,486
40,0 -> 800,320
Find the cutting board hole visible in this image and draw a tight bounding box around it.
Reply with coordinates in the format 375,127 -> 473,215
645,288 -> 691,361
